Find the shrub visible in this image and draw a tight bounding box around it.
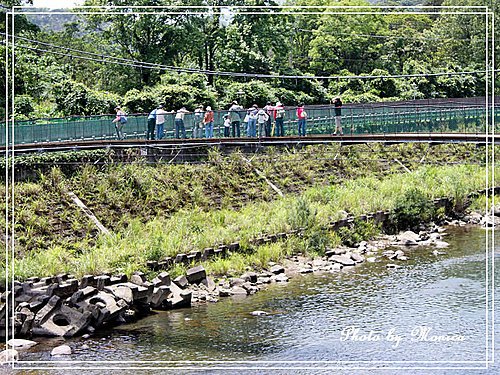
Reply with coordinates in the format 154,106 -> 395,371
337,219 -> 380,247
14,94 -> 35,118
287,197 -> 317,230
390,188 -> 435,230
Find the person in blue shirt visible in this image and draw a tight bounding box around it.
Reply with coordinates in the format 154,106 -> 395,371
147,107 -> 158,140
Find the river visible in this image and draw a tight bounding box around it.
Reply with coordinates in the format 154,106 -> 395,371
10,226 -> 500,374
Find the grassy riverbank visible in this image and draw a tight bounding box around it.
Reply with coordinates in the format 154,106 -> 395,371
8,159 -> 496,281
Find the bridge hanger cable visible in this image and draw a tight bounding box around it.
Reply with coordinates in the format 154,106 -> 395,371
1,32 -> 495,80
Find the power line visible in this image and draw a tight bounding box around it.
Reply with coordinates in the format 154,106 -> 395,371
296,28 -> 482,42
2,34 -> 490,81
5,45 -> 486,80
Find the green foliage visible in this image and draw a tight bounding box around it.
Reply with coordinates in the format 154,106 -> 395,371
390,188 -> 436,230
14,94 -> 35,119
53,79 -> 120,116
337,219 -> 380,247
287,197 -> 317,230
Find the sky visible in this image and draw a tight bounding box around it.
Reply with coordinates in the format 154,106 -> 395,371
31,0 -> 84,8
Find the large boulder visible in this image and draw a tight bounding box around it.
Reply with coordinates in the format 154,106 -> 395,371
329,255 -> 355,266
50,345 -> 72,356
7,339 -> 37,350
0,349 -> 19,364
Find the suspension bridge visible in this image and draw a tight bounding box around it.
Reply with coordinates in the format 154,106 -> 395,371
2,97 -> 499,154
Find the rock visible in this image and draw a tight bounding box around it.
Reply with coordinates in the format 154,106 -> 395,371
329,255 -> 355,266
229,278 -> 246,287
82,334 -> 90,339
366,257 -> 377,263
312,259 -> 327,267
432,250 -> 446,256
250,310 -> 268,316
80,344 -> 89,350
7,339 -> 37,350
257,277 -> 271,284
299,268 -> 313,274
386,264 -> 401,269
219,288 -> 231,297
399,231 -> 420,245
330,263 -> 342,272
350,253 -> 365,263
269,265 -> 285,275
274,273 -> 289,283
434,241 -> 450,248
397,256 -> 409,261
50,345 -> 72,356
240,272 -> 258,283
186,265 -> 207,285
0,349 -> 19,364
230,287 -> 248,295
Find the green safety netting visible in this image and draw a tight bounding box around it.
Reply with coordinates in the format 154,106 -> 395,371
2,103 -> 499,145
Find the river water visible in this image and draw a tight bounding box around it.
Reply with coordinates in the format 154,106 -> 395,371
10,226 -> 500,374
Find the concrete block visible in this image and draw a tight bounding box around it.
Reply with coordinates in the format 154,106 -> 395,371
186,265 -> 207,285
174,253 -> 188,264
79,275 -> 95,289
70,286 -> 98,305
152,272 -> 171,287
95,275 -> 111,291
110,274 -> 128,284
173,275 -> 188,289
150,286 -> 170,309
34,295 -> 61,326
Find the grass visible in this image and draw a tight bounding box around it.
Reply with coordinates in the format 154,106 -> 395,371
6,162 -> 498,282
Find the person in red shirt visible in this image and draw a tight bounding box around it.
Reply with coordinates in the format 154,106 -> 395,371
204,106 -> 214,138
296,103 -> 307,136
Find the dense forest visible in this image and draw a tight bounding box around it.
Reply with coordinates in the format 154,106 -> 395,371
1,0 -> 498,120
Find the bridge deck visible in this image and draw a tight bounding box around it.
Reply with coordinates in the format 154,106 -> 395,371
3,133 -> 496,154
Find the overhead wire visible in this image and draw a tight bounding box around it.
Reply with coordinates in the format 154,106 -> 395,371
1,32 -> 493,80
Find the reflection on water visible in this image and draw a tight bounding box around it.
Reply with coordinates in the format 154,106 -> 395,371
11,226 -> 500,374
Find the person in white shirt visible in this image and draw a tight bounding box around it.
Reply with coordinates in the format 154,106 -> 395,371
175,107 -> 189,139
223,114 -> 231,137
155,105 -> 168,140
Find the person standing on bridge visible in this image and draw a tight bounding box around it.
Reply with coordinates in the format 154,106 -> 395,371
333,97 -> 343,136
155,105 -> 167,140
175,107 -> 189,139
112,106 -> 127,140
229,101 -> 243,137
296,103 -> 307,136
147,107 -> 157,140
274,101 -> 285,137
257,108 -> 269,137
247,104 -> 258,137
204,106 -> 214,138
264,101 -> 274,137
193,105 -> 204,138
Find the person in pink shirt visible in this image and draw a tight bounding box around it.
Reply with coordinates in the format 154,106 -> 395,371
296,103 -> 307,136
